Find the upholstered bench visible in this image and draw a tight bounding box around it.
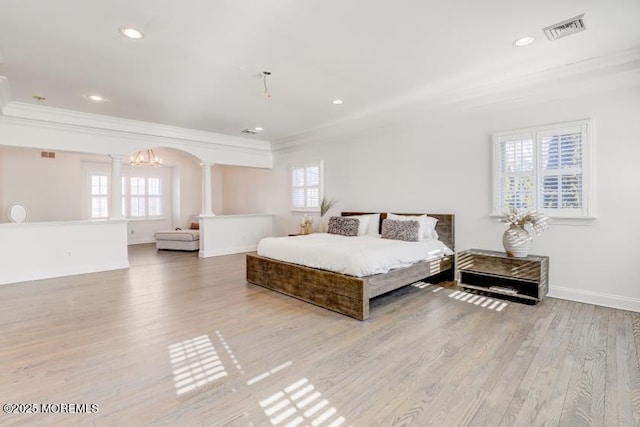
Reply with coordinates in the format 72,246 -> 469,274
154,223 -> 200,251
154,229 -> 199,251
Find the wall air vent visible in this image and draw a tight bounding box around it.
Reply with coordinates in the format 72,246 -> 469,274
241,129 -> 259,135
543,14 -> 586,41
41,151 -> 56,158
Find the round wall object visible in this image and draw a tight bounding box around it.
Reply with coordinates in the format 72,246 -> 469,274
8,202 -> 28,223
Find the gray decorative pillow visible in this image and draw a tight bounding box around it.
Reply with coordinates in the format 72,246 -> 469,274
327,216 -> 359,237
381,219 -> 420,241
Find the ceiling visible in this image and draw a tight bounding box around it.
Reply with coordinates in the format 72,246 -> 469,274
0,0 -> 638,143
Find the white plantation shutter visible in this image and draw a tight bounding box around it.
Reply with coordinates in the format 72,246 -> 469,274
291,161 -> 323,211
86,163 -> 167,220
130,177 -> 147,217
539,125 -> 585,215
493,120 -> 592,219
497,134 -> 535,211
147,177 -> 162,216
90,175 -> 109,218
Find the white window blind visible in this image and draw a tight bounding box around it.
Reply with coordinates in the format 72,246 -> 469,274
90,175 -> 109,218
123,176 -> 163,218
86,163 -> 166,220
493,120 -> 592,219
291,161 -> 323,211
147,177 -> 162,216
498,133 -> 535,211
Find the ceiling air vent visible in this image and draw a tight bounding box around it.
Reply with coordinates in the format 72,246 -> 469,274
543,14 -> 586,41
241,129 -> 259,135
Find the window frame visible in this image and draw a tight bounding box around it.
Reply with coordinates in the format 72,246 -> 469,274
491,119 -> 594,222
122,174 -> 165,219
84,162 -> 168,220
291,160 -> 324,213
89,174 -> 109,219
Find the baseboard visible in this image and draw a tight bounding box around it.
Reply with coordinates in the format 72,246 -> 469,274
128,238 -> 155,245
548,286 -> 640,313
199,245 -> 257,258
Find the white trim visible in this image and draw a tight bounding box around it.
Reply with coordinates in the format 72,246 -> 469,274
489,214 -> 596,226
127,237 -> 157,245
0,107 -> 273,168
548,286 -> 640,313
199,245 -> 258,258
2,102 -> 270,151
0,218 -> 129,229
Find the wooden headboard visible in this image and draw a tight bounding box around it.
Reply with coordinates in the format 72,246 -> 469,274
341,212 -> 455,251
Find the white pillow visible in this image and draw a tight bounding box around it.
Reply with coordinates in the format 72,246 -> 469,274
364,213 -> 381,235
387,213 -> 439,240
345,215 -> 370,236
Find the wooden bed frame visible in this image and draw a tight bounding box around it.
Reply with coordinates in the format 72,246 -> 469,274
246,213 -> 455,320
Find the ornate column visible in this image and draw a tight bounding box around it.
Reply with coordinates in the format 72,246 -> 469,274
109,155 -> 125,219
200,162 -> 215,216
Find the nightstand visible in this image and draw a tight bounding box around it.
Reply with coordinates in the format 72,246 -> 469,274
457,249 -> 549,303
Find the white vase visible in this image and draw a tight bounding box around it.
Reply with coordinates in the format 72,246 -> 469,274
502,225 -> 532,257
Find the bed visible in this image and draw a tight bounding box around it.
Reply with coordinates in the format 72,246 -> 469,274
246,212 -> 455,320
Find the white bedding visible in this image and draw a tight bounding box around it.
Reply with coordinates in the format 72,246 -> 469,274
257,233 -> 453,277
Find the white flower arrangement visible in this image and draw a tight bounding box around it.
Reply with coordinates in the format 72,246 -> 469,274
500,208 -> 550,236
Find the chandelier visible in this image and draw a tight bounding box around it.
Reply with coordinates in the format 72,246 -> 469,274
130,149 -> 163,167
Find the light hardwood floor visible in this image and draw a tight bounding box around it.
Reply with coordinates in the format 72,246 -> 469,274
1,244 -> 639,427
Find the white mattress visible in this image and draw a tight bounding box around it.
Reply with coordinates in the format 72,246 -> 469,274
257,233 -> 453,277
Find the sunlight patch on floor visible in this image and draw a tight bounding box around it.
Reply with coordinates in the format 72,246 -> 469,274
247,361 -> 293,386
216,330 -> 243,374
168,335 -> 228,395
259,377 -> 351,427
447,290 -> 508,311
411,281 -> 433,290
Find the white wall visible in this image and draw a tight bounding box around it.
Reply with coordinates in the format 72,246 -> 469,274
0,148 -> 104,221
0,147 -> 216,244
154,147 -> 203,227
199,214 -> 273,257
0,145 -> 275,235
0,219 -> 129,285
219,165 -> 275,214
268,84 -> 640,310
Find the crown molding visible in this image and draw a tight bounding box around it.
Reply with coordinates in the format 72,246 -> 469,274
1,101 -> 272,153
0,114 -> 275,163
271,47 -> 640,152
0,76 -> 11,113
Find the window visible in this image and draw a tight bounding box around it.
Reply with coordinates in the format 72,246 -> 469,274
123,176 -> 163,218
87,165 -> 167,219
492,120 -> 593,219
291,161 -> 323,211
90,175 -> 109,218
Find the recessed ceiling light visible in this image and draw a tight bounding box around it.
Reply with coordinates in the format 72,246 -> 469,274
119,27 -> 144,40
513,36 -> 535,47
332,99 -> 343,105
254,127 -> 263,131
86,94 -> 105,102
